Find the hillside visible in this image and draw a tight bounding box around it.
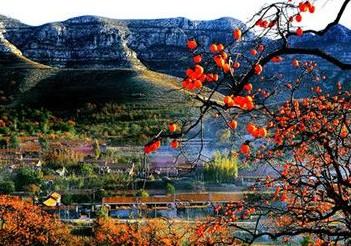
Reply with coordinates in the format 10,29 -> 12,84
0,34 -> 53,104
0,16 -> 200,144
16,68 -> 187,109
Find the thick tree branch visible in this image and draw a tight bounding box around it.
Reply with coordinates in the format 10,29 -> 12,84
288,0 -> 351,37
303,0 -> 350,35
276,47 -> 351,70
236,46 -> 351,93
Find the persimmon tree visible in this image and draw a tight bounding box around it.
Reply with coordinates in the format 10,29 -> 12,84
198,90 -> 351,244
0,195 -> 79,246
144,0 -> 351,244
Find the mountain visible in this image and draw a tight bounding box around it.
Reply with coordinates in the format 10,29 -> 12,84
0,16 -> 197,144
2,15 -> 350,78
0,15 -> 242,109
0,15 -> 350,108
1,15 -> 244,76
289,24 -> 351,63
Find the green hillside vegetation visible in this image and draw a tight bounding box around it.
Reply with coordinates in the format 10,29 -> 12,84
12,68 -> 186,108
77,102 -> 190,145
0,52 -> 53,104
0,52 -> 197,144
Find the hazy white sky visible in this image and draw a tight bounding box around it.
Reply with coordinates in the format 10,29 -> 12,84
0,0 -> 350,29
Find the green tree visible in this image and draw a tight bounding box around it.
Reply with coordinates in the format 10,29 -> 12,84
0,180 -> 15,194
93,139 -> 101,159
8,134 -> 19,149
14,167 -> 43,191
61,194 -> 73,205
80,163 -> 94,176
95,189 -> 108,202
165,183 -> 176,195
136,189 -> 149,198
96,205 -> 109,218
203,151 -> 238,183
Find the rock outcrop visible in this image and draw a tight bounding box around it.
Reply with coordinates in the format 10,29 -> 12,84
1,14 -> 350,77
0,15 -> 244,76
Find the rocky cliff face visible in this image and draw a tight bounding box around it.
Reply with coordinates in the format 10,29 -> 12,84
0,15 -> 244,76
0,15 -> 350,81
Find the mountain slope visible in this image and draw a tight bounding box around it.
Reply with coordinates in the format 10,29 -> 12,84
16,68 -> 187,110
0,28 -> 53,104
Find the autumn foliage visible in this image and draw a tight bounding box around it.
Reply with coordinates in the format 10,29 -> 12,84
198,90 -> 351,244
0,196 -> 78,246
94,218 -> 191,246
260,92 -> 351,241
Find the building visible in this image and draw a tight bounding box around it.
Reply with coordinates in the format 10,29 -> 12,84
237,163 -> 280,186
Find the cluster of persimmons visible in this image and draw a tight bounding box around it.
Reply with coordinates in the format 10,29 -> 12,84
144,0 -> 316,158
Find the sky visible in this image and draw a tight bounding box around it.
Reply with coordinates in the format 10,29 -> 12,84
0,0 -> 350,29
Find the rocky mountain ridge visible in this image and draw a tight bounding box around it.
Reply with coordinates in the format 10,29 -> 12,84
0,15 -> 245,76
1,15 -> 350,76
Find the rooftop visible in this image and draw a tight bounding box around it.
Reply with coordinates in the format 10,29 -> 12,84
103,192 -> 244,204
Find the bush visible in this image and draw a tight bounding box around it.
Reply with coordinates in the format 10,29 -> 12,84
79,163 -> 95,176
165,183 -> 176,195
0,180 -> 15,194
24,184 -> 40,194
0,127 -> 9,135
43,148 -> 84,169
52,121 -> 75,133
14,167 -> 43,191
136,189 -> 149,198
300,236 -> 312,246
